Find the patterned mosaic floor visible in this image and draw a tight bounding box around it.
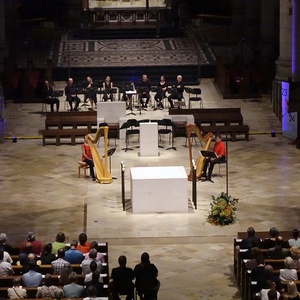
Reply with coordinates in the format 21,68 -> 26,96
56,33 -> 207,67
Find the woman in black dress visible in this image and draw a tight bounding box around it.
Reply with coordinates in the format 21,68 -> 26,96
102,76 -> 114,102
85,76 -> 97,110
154,75 -> 167,109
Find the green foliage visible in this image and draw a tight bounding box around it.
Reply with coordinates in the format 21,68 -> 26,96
207,192 -> 238,226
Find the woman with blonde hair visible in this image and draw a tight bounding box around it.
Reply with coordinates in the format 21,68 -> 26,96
283,281 -> 300,299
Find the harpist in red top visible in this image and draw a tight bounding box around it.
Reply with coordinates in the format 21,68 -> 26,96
201,135 -> 226,182
82,137 -> 96,181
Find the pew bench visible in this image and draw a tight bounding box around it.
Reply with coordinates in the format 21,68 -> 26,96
200,125 -> 250,141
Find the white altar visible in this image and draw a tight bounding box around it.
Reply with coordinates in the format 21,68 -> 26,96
130,166 -> 188,213
139,122 -> 158,156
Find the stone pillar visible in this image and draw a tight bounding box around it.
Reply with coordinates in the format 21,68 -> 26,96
276,0 -> 292,81
0,0 -> 8,74
292,0 -> 300,81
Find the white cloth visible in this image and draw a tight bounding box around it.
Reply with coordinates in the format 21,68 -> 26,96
279,268 -> 298,281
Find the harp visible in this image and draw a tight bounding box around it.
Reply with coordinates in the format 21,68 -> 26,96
85,126 -> 113,184
186,124 -> 213,181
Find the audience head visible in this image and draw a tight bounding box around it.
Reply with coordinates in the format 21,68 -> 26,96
78,233 -> 88,245
90,241 -> 99,251
284,256 -> 295,269
0,233 -> 8,244
44,274 -> 53,287
287,281 -> 300,298
275,236 -> 283,246
265,264 -> 274,276
27,231 -> 36,242
54,288 -> 64,300
267,289 -> 278,300
70,240 -> 78,248
141,252 -> 150,264
247,227 -> 255,237
55,232 -> 65,243
87,285 -> 97,297
43,243 -> 52,254
12,277 -> 21,287
28,260 -> 37,270
290,246 -> 300,260
92,271 -> 100,283
256,255 -> 265,265
69,271 -> 78,283
118,255 -> 127,267
89,260 -> 98,273
57,248 -> 65,259
88,248 -> 97,259
292,229 -> 299,240
269,227 -> 279,238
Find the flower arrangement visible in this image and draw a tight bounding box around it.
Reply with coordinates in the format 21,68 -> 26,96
207,192 -> 238,226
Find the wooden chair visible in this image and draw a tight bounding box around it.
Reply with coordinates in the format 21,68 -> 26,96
78,161 -> 89,178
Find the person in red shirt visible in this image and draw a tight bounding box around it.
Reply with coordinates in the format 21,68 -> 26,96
201,135 -> 226,183
20,231 -> 43,255
82,137 -> 96,181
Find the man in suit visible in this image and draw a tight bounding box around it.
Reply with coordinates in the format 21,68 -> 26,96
65,78 -> 80,111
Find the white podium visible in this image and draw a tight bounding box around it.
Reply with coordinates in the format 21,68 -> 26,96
130,166 -> 188,213
139,122 -> 158,156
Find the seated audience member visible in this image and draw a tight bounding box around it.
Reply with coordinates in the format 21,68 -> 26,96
84,261 -> 101,283
22,260 -> 43,287
251,256 -> 266,292
51,232 -> 66,255
7,277 -> 27,299
280,256 -> 298,281
77,233 -> 91,254
289,246 -> 300,270
59,265 -> 73,286
289,229 -> 300,248
0,233 -> 13,254
1,249 -> 13,264
20,231 -> 43,255
110,255 -> 134,300
241,227 -> 261,250
259,280 -> 280,300
265,265 -> 283,293
0,250 -> 14,276
43,80 -> 60,112
262,227 -> 279,249
268,289 -> 280,300
268,236 -> 288,259
63,271 -> 84,298
81,249 -> 103,275
54,289 -> 64,300
65,240 -> 84,264
51,248 -> 71,275
246,247 -> 262,270
102,76 -> 114,102
36,273 -> 59,298
40,243 -> 56,264
134,252 -> 160,300
84,241 -> 105,263
20,253 -> 41,274
167,75 -> 184,108
283,281 -> 300,300
83,285 -> 99,300
85,271 -> 103,297
65,77 -> 80,111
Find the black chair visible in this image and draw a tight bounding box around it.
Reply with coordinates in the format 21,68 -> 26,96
158,119 -> 173,145
185,87 -> 203,109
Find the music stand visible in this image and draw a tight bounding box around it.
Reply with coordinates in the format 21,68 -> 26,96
120,121 -> 133,152
200,150 -> 217,159
107,147 -> 117,179
136,87 -> 149,114
125,90 -> 136,116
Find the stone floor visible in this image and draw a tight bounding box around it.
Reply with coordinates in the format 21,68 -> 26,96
1,78 -> 299,299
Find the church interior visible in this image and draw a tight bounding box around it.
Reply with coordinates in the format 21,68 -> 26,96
1,0 -> 300,299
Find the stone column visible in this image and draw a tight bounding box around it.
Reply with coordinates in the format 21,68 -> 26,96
276,0 -> 292,81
